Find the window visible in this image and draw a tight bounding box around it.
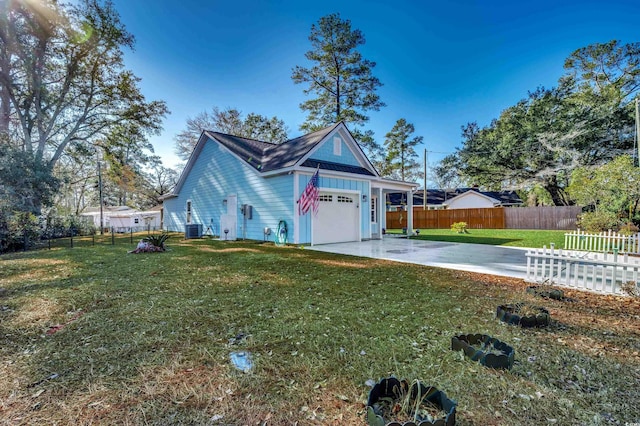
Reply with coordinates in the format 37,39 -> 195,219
371,196 -> 378,223
134,218 -> 139,224
333,136 -> 341,156
186,200 -> 192,224
319,194 -> 333,202
337,195 -> 353,203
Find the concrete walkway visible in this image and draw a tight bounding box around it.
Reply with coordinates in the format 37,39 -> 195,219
307,237 -> 529,279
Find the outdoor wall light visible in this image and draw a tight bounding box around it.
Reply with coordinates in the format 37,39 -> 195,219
222,199 -> 227,206
362,194 -> 367,202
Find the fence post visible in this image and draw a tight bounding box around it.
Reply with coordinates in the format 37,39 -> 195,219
612,249 -> 618,294
130,228 -> 133,243
111,227 -> 115,245
23,229 -> 27,252
92,233 -> 95,246
70,227 -> 73,249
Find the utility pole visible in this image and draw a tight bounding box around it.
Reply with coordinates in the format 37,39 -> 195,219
423,148 -> 427,210
98,160 -> 104,235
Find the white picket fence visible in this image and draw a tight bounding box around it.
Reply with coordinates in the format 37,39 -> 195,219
564,229 -> 640,255
526,244 -> 640,296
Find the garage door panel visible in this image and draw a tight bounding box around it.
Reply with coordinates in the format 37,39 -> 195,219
313,191 -> 359,245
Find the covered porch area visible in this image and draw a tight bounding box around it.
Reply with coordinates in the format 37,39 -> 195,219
369,179 -> 418,239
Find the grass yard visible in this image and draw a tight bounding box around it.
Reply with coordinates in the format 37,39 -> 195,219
1,237 -> 639,425
388,228 -> 567,249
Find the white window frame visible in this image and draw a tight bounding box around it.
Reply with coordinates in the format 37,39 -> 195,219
186,200 -> 192,224
333,136 -> 341,156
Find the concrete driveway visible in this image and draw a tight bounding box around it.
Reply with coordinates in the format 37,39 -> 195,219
307,237 -> 529,279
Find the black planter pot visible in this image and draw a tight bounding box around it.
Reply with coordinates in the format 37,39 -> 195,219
496,303 -> 550,328
366,377 -> 456,426
450,334 -> 514,370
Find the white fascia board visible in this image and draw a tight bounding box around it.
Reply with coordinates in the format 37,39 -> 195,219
371,178 -> 418,192
169,131 -> 209,196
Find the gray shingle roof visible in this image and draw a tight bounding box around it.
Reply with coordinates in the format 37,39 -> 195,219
301,159 -> 375,176
388,189 -> 523,206
205,124 -> 340,172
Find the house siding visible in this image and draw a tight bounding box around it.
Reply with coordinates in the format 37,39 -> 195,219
447,193 -> 497,209
308,133 -> 360,167
163,137 -> 293,241
297,173 -> 370,243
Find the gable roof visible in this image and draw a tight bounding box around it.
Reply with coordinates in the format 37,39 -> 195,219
387,189 -> 523,206
166,122 -> 380,198
206,124 -> 338,173
444,189 -> 502,206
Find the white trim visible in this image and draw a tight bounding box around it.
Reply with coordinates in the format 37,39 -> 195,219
293,171 -> 300,244
333,136 -> 341,156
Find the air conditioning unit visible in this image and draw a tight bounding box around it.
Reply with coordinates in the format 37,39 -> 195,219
185,224 -> 203,239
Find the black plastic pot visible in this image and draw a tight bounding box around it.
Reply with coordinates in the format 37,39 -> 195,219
450,334 -> 514,370
496,303 -> 550,328
366,377 -> 456,426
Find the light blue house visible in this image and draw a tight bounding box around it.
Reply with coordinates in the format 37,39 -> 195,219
162,122 -> 417,245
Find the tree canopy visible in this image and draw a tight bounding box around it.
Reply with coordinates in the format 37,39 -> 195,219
443,40 -> 639,205
292,13 -> 384,153
379,119 -> 423,182
0,0 -> 168,212
174,107 -> 288,161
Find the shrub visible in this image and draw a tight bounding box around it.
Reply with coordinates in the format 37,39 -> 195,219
451,222 -> 468,234
577,210 -> 620,233
618,222 -> 639,236
0,211 -> 40,252
143,233 -> 170,250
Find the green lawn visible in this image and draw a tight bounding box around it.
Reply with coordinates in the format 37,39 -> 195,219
1,237 -> 638,425
387,228 -> 567,248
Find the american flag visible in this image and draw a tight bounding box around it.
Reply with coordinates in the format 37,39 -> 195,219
298,168 -> 320,216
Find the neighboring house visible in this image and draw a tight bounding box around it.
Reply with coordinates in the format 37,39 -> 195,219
444,189 -> 522,209
161,122 -> 417,244
80,206 -> 162,232
387,189 -> 522,210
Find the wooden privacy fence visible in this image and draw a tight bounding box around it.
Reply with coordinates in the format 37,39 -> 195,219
526,244 -> 640,296
385,206 -> 581,230
565,229 -> 640,255
386,208 -> 504,230
504,206 -> 581,230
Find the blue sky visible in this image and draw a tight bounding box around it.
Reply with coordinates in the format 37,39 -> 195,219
111,0 -> 638,183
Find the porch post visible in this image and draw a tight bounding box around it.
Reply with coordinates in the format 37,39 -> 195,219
406,190 -> 413,235
378,187 -> 384,237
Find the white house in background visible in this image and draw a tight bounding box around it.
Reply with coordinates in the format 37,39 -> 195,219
444,190 -> 511,209
161,122 -> 417,244
386,189 -> 523,211
80,205 -> 162,232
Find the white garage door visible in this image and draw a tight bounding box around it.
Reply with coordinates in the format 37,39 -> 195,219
312,191 -> 359,245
